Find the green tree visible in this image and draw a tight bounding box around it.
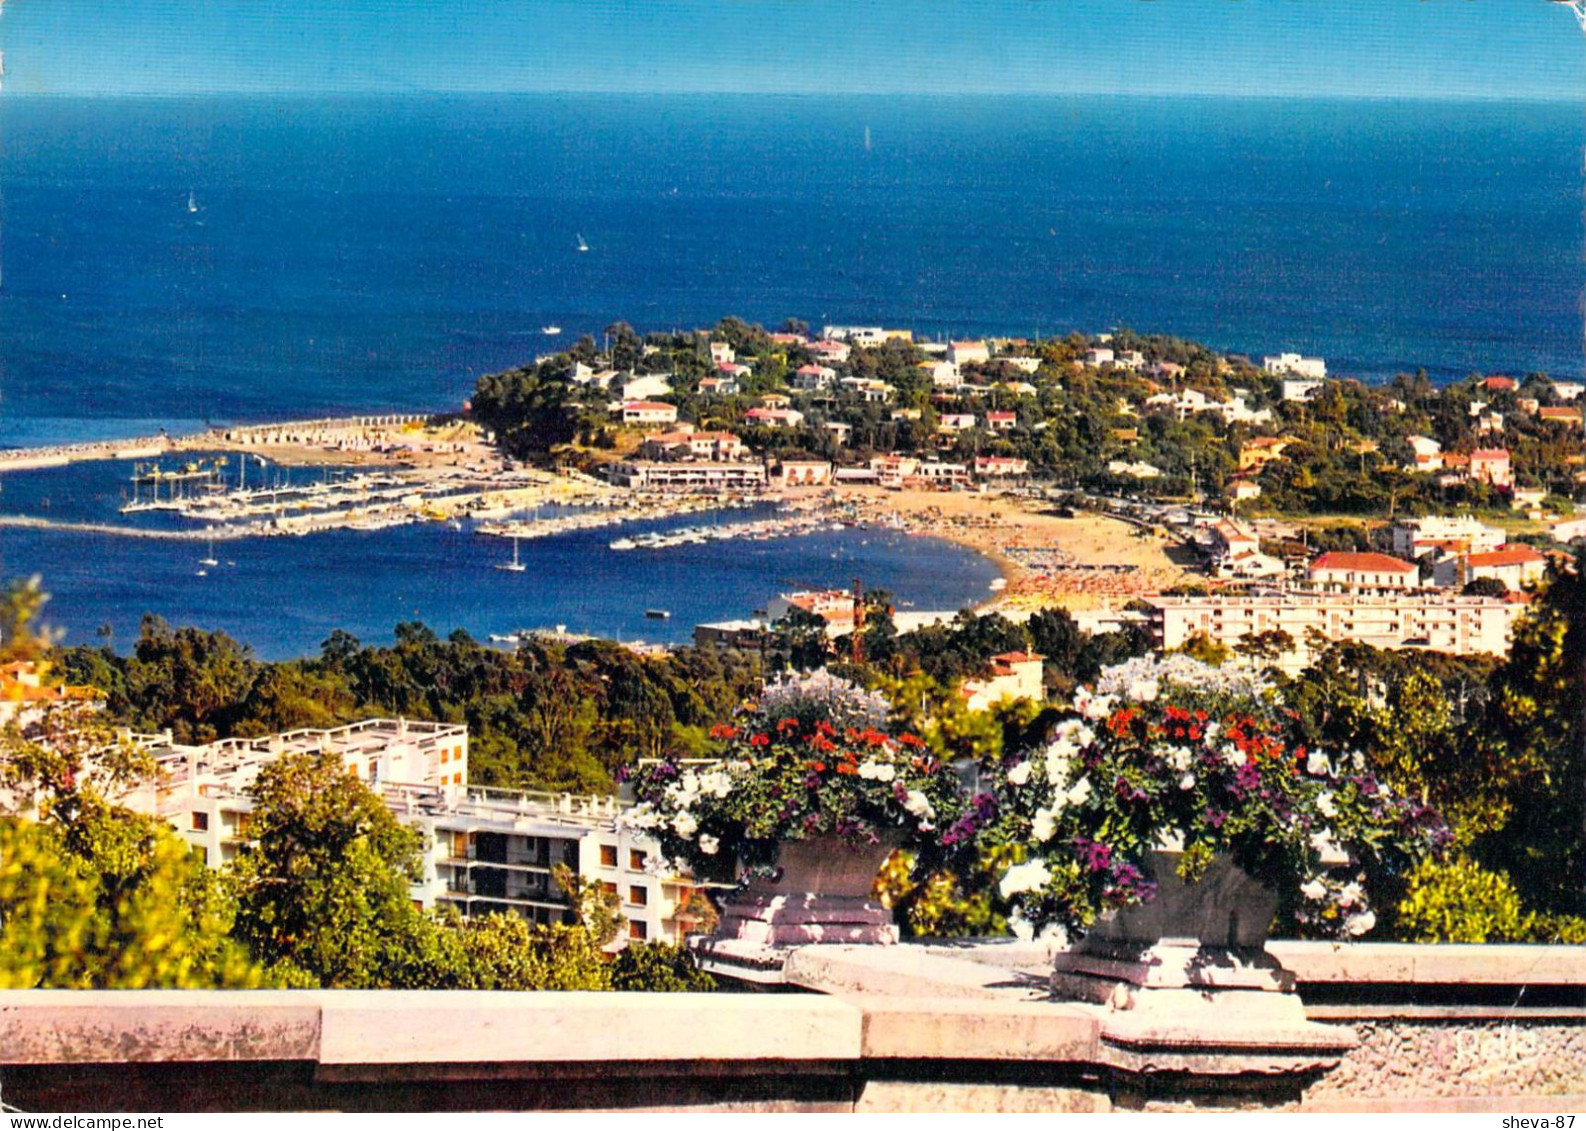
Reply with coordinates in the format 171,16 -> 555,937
610,941 -> 715,991
230,750 -> 446,987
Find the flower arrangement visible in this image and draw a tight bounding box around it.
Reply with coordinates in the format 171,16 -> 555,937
982,656 -> 1451,941
623,674 -> 966,883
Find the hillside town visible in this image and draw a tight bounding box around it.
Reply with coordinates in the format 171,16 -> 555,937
467,318 -> 1584,671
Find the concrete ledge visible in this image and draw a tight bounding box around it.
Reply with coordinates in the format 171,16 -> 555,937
855,996 -> 1099,1061
0,991 -> 320,1064
3,940 -> 1585,1113
1270,941 -> 1586,987
783,943 -> 1049,1000
316,991 -> 864,1065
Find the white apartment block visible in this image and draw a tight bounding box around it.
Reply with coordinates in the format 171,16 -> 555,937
1391,515 -> 1507,559
947,340 -> 990,367
1146,593 -> 1523,668
116,719 -> 694,946
1264,353 -> 1327,380
606,460 -> 768,492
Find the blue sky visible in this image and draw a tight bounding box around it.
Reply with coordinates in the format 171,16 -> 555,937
3,0 -> 1584,98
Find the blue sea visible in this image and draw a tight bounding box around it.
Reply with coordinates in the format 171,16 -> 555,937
0,94 -> 1582,655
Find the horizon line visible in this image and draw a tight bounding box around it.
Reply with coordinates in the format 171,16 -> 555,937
2,88 -> 1582,104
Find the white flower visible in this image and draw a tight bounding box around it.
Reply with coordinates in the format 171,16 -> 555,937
1000,858 -> 1053,898
1044,745 -> 1073,785
1008,909 -> 1035,942
1300,878 -> 1327,901
671,811 -> 698,838
1202,721 -> 1220,742
1222,744 -> 1246,768
1155,829 -> 1185,853
1306,751 -> 1332,777
1054,719 -> 1096,748
1165,745 -> 1194,773
902,790 -> 935,822
1128,677 -> 1161,702
1078,693 -> 1116,721
1310,829 -> 1341,858
1032,806 -> 1059,843
621,803 -> 664,831
1344,910 -> 1376,937
1339,881 -> 1364,909
1006,760 -> 1034,786
857,760 -> 896,782
1178,772 -> 1196,791
697,834 -> 720,856
1317,791 -> 1337,819
698,770 -> 733,799
665,773 -> 701,809
1351,750 -> 1366,771
1065,777 -> 1093,807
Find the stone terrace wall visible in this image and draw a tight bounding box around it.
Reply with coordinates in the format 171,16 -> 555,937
1,942 -> 1583,1113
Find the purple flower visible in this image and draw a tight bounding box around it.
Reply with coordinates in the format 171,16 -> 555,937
1203,808 -> 1227,829
1074,836 -> 1112,871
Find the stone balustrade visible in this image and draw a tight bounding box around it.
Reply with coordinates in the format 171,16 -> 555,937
1,941 -> 1583,1113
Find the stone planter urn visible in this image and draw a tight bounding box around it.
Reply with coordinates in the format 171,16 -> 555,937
1050,850 -> 1356,1073
1053,849 -> 1291,1002
691,833 -> 902,982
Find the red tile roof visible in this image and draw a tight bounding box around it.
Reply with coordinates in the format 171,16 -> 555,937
1310,552 -> 1416,574
1467,546 -> 1546,568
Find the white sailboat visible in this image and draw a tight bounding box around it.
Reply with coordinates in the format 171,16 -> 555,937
188,191 -> 199,214
495,535 -> 527,572
576,233 -> 590,253
200,536 -> 219,568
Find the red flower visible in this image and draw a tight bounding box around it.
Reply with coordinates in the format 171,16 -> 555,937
709,723 -> 739,740
749,733 -> 771,747
808,761 -> 828,773
899,734 -> 924,748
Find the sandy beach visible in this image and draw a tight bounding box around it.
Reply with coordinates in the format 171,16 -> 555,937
785,485 -> 1189,611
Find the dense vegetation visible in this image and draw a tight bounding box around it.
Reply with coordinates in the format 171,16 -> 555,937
41,562 -> 1586,946
470,317 -> 1584,525
62,618 -> 766,793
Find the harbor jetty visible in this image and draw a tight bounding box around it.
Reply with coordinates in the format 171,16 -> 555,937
0,435 -> 171,473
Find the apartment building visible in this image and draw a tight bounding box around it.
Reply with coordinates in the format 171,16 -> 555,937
1146,593 -> 1523,668
1391,515 -> 1507,559
606,460 -> 767,492
116,719 -> 694,946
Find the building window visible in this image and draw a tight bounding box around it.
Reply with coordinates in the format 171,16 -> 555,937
629,885 -> 648,906
191,811 -> 209,832
629,848 -> 646,871
600,844 -> 618,868
602,881 -> 618,896
629,920 -> 648,941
